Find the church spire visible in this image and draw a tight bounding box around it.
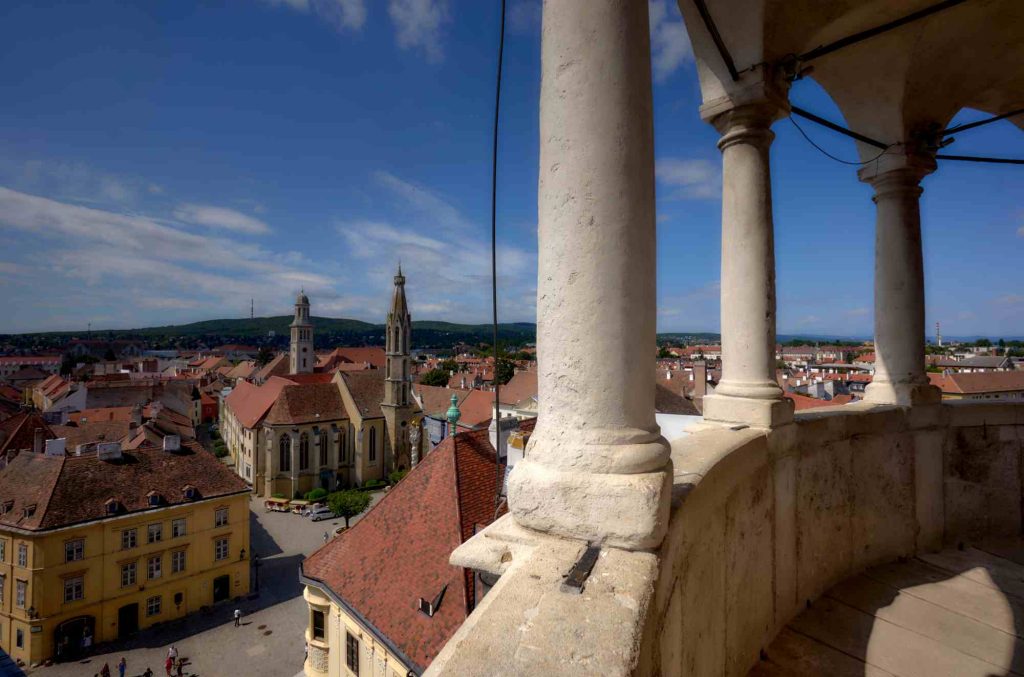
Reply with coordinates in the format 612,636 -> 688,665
289,290 -> 313,374
383,265 -> 414,470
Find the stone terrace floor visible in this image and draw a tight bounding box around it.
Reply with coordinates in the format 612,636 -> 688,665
752,539 -> 1024,676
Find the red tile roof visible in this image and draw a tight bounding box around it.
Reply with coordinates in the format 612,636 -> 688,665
265,383 -> 346,425
929,370 -> 1024,394
0,440 -> 249,531
318,347 -> 387,370
786,393 -> 855,411
497,370 -> 537,406
224,376 -> 294,428
339,370 -> 386,419
0,411 -> 55,458
301,422 -> 533,672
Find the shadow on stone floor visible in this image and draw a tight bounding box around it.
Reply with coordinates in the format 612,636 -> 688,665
752,540 -> 1024,676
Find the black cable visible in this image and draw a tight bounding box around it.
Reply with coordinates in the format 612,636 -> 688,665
936,154 -> 1024,165
490,0 -> 506,509
942,108 -> 1024,136
788,115 -> 891,166
799,0 -> 968,63
692,0 -> 739,81
790,106 -> 888,150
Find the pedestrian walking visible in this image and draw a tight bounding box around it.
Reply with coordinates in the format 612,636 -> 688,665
143,669 -> 153,677
100,663 -> 111,677
118,657 -> 127,677
323,531 -> 328,543
176,658 -> 184,677
234,608 -> 242,626
165,655 -> 173,677
168,645 -> 178,662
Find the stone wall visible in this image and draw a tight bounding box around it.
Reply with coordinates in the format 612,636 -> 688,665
637,401 -> 1024,677
425,402 -> 1023,677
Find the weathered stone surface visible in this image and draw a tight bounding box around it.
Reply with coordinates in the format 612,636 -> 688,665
849,432 -> 915,569
796,438 -> 854,605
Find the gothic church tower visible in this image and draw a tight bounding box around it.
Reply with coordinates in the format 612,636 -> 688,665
382,265 -> 414,470
290,290 -> 314,374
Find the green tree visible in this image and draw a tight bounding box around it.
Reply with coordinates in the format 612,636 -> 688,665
657,346 -> 673,359
419,369 -> 450,387
495,358 -> 515,386
305,488 -> 328,502
103,348 -> 117,361
256,346 -> 275,366
976,338 -> 992,347
439,358 -> 459,373
328,489 -> 372,528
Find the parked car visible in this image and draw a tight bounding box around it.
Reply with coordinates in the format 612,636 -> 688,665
308,505 -> 336,522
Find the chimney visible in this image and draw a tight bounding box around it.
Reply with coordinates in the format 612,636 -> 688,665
33,428 -> 44,454
44,438 -> 66,457
693,361 -> 707,399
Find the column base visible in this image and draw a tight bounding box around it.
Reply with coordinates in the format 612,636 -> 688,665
864,381 -> 941,407
507,457 -> 673,550
702,392 -> 794,429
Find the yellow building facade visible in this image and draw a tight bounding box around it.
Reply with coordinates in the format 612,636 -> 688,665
0,443 -> 251,667
302,585 -> 411,677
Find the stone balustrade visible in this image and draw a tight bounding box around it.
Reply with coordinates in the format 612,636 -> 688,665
426,402 -> 1024,676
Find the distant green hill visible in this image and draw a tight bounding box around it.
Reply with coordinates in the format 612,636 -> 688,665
1,316 -> 538,351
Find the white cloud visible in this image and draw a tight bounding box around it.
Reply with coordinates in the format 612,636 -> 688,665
260,0 -> 367,31
388,0 -> 449,63
844,307 -> 869,318
658,281 -> 719,329
656,158 -> 721,199
173,203 -> 271,235
649,0 -> 693,82
1017,225 -> 1023,237
373,170 -> 473,234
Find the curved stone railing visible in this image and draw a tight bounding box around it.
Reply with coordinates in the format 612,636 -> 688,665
427,401 -> 1024,677
637,400 -> 1024,677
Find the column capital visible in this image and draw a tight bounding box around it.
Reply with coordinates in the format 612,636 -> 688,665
857,151 -> 936,192
700,74 -> 790,128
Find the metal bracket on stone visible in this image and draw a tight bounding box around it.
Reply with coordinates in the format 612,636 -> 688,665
561,544 -> 601,594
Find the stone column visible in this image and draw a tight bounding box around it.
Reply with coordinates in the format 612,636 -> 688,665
507,0 -> 672,550
700,90 -> 794,429
861,154 -> 940,406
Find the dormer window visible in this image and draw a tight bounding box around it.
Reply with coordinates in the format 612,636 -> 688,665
182,486 -> 198,501
105,498 -> 121,515
147,491 -> 162,507
22,505 -> 36,519
1,500 -> 13,515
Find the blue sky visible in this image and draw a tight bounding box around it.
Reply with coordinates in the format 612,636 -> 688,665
0,0 -> 1021,337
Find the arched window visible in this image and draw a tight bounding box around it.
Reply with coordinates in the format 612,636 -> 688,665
299,433 -> 310,470
279,435 -> 291,473
319,432 -> 328,466
369,427 -> 377,463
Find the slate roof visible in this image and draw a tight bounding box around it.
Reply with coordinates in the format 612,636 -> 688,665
301,421 -> 534,672
265,382 -> 346,425
339,370 -> 386,419
0,440 -> 249,532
